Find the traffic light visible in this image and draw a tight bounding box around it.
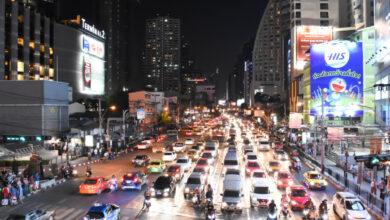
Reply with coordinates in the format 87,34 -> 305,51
19,136 -> 26,142
35,136 -> 42,141
355,153 -> 390,169
371,157 -> 380,165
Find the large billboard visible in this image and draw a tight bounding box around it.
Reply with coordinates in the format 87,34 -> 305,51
374,0 -> 390,71
295,26 -> 332,70
310,41 -> 363,117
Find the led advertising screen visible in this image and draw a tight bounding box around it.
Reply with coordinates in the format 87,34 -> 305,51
295,26 -> 332,70
374,0 -> 390,71
310,42 -> 363,117
79,35 -> 105,95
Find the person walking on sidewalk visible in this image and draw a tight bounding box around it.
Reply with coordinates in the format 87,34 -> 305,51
378,178 -> 385,200
370,179 -> 377,204
34,173 -> 40,190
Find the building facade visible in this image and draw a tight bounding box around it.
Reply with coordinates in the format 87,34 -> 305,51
144,16 -> 181,95
0,0 -> 55,81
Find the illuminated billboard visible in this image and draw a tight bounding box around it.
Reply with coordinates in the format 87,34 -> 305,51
374,0 -> 390,71
295,26 -> 332,70
79,35 -> 105,95
310,41 -> 363,117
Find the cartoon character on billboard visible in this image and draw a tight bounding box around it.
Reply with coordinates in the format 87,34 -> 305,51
83,56 -> 91,90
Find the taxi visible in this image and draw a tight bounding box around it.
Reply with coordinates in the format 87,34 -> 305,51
187,149 -> 200,160
274,171 -> 293,189
147,160 -> 166,173
286,185 -> 310,210
83,203 -> 120,220
79,177 -> 110,194
303,171 -> 327,190
267,160 -> 282,173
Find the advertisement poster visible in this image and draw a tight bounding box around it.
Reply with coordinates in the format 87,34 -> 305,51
374,0 -> 390,70
137,109 -> 145,120
310,42 -> 363,117
327,127 -> 344,140
296,26 -> 332,63
289,113 -> 302,129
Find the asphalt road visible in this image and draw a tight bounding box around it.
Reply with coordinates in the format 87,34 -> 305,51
1,123 -> 344,220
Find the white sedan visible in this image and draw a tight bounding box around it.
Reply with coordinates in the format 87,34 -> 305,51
251,170 -> 267,185
176,157 -> 192,172
185,138 -> 195,145
163,151 -> 177,161
137,141 -> 151,150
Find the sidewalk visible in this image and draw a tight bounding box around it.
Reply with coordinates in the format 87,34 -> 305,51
298,147 -> 389,219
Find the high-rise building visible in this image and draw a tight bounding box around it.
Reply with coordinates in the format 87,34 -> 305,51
252,0 -> 289,106
339,0 -> 374,29
144,16 -> 181,96
0,0 -> 55,81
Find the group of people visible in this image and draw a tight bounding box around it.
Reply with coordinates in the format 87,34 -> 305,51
267,196 -> 327,218
1,170 -> 41,206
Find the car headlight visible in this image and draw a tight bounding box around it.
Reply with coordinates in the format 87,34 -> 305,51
150,188 -> 155,192
175,173 -> 179,178
185,187 -> 190,193
324,182 -> 328,186
366,215 -> 371,220
72,170 -> 78,175
348,214 -> 353,219
310,182 -> 315,186
289,180 -> 293,186
278,180 -> 283,185
236,202 -> 242,209
246,168 -> 250,173
222,202 -> 228,208
291,200 -> 297,205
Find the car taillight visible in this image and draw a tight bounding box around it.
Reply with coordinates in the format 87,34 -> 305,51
121,178 -> 124,182
134,178 -> 139,183
127,173 -> 132,177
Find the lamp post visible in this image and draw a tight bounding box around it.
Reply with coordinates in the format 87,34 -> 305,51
103,105 -> 117,153
122,109 -> 129,148
321,89 -> 325,173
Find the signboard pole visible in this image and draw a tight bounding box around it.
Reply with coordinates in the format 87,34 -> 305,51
321,90 -> 325,173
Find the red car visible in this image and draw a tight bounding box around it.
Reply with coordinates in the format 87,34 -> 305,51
246,161 -> 261,175
79,177 -> 110,194
274,171 -> 293,189
186,130 -> 193,136
286,185 -> 310,210
192,166 -> 209,178
195,158 -> 210,173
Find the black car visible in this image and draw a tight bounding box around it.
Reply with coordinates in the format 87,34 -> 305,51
132,155 -> 150,167
151,175 -> 176,197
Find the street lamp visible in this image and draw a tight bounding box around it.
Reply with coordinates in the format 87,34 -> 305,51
103,105 -> 117,152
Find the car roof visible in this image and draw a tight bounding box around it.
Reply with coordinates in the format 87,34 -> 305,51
291,185 -> 305,190
248,161 -> 259,164
169,164 -> 181,168
306,171 -> 320,175
151,160 -> 162,163
247,152 -> 257,156
337,192 -> 357,199
269,160 -> 280,163
189,173 -> 202,178
278,170 -> 289,174
177,157 -> 188,160
89,203 -> 111,212
253,169 -> 266,174
253,180 -> 269,187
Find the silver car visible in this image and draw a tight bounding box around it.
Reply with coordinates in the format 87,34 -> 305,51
184,173 -> 205,199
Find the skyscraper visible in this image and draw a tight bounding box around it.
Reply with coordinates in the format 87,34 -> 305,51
144,16 -> 181,95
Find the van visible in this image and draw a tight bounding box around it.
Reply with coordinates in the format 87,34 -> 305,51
223,152 -> 239,173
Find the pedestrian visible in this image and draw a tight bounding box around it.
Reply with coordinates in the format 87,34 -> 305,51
34,173 -> 40,190
94,148 -> 98,158
2,184 -> 9,205
378,178 -> 385,200
16,178 -> 23,202
10,185 -> 17,205
370,179 -> 377,204
22,177 -> 28,195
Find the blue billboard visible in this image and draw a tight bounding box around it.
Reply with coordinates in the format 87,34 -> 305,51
310,41 -> 363,117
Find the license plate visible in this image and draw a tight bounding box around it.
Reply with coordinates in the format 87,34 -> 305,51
157,191 -> 161,195
126,181 -> 131,184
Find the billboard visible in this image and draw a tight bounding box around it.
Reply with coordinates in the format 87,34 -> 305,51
79,35 -> 105,95
310,41 -> 363,117
374,0 -> 390,71
289,113 -> 302,129
137,109 -> 145,120
295,26 -> 332,70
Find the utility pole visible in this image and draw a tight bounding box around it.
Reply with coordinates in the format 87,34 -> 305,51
321,89 -> 325,173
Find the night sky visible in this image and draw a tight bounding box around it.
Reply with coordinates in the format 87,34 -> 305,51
60,0 -> 269,98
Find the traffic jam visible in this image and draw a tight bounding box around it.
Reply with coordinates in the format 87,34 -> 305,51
78,114 -> 371,220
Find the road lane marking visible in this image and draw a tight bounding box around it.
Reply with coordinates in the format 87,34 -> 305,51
54,207 -> 76,220
63,208 -> 86,220
58,198 -> 67,204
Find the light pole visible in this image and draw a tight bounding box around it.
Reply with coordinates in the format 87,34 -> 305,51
321,89 -> 325,173
102,105 -> 117,153
122,109 -> 129,148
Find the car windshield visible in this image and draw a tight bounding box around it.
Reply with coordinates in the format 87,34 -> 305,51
193,168 -> 204,173
151,161 -> 161,165
226,169 -> 240,175
192,146 -> 199,150
345,200 -> 365,211
6,214 -> 26,220
86,212 -> 105,219
292,190 -> 307,197
270,162 -> 280,166
248,162 -> 260,167
135,155 -> 145,159
260,141 -> 269,145
168,167 -> 179,172
224,160 -> 238,165
224,190 -> 240,197
309,174 -> 322,179
175,143 -> 184,147
197,160 -> 208,165
164,153 -> 172,156
186,139 -> 192,141
253,172 -> 266,178
276,151 -> 284,155
177,159 -> 187,163
278,173 -> 289,179
154,177 -> 171,189
254,187 -> 269,194
205,147 -> 215,151
248,155 -> 257,160
202,153 -> 212,158
187,178 -> 201,184
84,179 -> 97,184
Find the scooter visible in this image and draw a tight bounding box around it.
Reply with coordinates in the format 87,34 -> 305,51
205,208 -> 215,220
267,209 -> 278,220
145,198 -> 151,212
192,194 -> 201,207
110,180 -> 118,192
303,206 -> 317,220
318,209 -> 328,220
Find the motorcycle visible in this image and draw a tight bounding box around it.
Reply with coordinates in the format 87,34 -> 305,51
280,202 -> 289,218
110,180 -> 118,192
318,209 -> 328,220
267,209 -> 278,220
303,206 -> 317,220
145,198 -> 151,212
192,193 -> 201,207
205,208 -> 215,220
289,157 -> 302,173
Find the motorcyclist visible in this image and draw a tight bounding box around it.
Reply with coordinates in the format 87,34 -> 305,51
143,187 -> 151,209
268,199 -> 277,214
279,204 -> 291,218
193,189 -> 201,205
111,175 -> 118,188
304,197 -> 314,209
319,199 -> 327,214
280,194 -> 288,205
206,184 -> 213,200
86,165 -> 92,176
